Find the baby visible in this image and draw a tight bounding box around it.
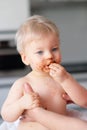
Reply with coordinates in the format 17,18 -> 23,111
1,15 -> 87,130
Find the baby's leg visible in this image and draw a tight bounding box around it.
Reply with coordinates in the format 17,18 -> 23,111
17,121 -> 49,130
67,109 -> 87,121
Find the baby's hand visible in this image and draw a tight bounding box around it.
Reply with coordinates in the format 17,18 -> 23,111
20,83 -> 41,110
49,63 -> 69,83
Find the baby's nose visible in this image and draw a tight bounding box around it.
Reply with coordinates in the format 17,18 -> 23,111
45,51 -> 53,59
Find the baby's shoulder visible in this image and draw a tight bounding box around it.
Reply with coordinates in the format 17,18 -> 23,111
11,75 -> 30,90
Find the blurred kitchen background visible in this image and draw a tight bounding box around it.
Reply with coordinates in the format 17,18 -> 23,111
0,0 -> 87,124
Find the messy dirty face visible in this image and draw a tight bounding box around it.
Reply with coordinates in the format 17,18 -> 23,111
22,34 -> 61,73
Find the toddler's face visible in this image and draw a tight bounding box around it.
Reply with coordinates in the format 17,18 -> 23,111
23,34 -> 61,73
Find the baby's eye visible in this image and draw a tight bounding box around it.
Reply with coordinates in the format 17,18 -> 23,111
36,51 -> 43,55
52,47 -> 58,52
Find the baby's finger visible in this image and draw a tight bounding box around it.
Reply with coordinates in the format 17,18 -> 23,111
23,83 -> 34,94
32,100 -> 41,108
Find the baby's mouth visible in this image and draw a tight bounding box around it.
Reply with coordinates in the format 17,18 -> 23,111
46,62 -> 55,68
45,65 -> 50,69
48,61 -> 55,66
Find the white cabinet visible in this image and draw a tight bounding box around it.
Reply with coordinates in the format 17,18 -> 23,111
0,0 -> 30,40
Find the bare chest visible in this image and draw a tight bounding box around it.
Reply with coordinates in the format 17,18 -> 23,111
28,77 -> 67,114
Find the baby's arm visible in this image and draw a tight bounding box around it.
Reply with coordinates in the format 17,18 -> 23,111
29,107 -> 87,130
19,83 -> 41,122
1,80 -> 39,122
49,63 -> 87,108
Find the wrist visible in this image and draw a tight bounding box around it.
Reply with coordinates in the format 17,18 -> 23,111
60,72 -> 70,84
29,107 -> 43,120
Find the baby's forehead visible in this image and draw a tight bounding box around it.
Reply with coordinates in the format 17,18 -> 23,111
28,30 -> 58,40
28,35 -> 59,47
24,30 -> 59,49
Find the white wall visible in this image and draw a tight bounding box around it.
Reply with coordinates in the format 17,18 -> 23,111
0,0 -> 30,31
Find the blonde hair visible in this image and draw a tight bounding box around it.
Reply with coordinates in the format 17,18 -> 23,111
15,15 -> 59,54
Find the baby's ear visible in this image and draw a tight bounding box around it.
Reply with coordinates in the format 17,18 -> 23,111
21,53 -> 29,65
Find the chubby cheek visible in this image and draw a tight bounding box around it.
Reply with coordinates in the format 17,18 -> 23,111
35,62 -> 50,72
56,54 -> 62,64
31,61 -> 44,71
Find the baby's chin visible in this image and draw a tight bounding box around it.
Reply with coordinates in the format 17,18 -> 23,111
43,67 -> 50,73
36,66 -> 49,73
